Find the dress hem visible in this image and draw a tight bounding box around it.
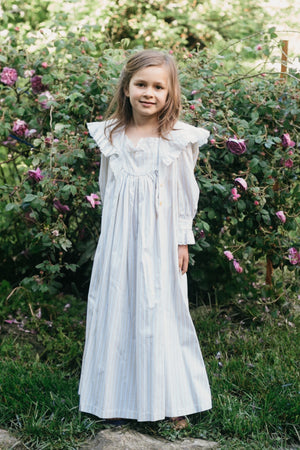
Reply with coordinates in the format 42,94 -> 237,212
79,402 -> 212,422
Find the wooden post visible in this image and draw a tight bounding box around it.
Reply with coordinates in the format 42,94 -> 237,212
266,256 -> 273,286
280,40 -> 288,80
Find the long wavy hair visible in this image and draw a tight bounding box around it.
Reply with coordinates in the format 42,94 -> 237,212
105,50 -> 181,142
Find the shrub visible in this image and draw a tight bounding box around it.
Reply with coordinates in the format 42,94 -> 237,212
0,26 -> 299,304
1,0 -> 270,50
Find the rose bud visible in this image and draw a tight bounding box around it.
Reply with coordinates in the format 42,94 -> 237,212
226,137 -> 247,155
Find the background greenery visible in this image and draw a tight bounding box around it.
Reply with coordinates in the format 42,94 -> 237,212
0,0 -> 299,448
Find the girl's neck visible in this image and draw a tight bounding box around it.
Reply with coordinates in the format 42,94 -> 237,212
126,117 -> 160,140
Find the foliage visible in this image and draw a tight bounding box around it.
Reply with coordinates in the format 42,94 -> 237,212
182,44 -> 300,304
0,22 -> 299,302
1,0 -> 270,50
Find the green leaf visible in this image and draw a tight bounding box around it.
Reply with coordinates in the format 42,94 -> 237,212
59,238 -> 72,252
65,263 -> 78,272
23,194 -> 38,203
237,200 -> 246,211
250,158 -> 259,169
5,203 -> 18,212
208,208 -> 217,219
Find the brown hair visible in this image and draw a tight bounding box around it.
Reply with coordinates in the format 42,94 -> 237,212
105,50 -> 181,141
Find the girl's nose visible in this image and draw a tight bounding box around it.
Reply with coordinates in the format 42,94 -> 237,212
144,87 -> 154,97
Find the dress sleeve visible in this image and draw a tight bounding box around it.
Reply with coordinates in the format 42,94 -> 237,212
87,121 -> 115,203
99,153 -> 108,202
177,142 -> 200,245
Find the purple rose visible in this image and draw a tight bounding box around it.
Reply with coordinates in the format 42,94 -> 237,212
1,67 -> 18,86
288,247 -> 300,265
28,168 -> 44,182
281,133 -> 295,148
31,75 -> 48,94
234,177 -> 248,190
199,229 -> 205,238
226,138 -> 247,155
53,199 -> 70,214
12,119 -> 29,137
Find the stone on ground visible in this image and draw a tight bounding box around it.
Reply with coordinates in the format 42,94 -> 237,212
0,429 -> 23,450
80,428 -> 218,449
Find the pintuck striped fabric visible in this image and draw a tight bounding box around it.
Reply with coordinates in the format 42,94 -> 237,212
78,120 -> 212,421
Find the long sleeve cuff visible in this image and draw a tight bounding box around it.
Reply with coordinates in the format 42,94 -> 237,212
178,217 -> 195,245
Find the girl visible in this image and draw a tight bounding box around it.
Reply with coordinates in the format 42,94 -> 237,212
79,50 -> 212,426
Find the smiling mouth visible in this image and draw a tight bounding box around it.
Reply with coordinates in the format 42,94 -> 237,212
140,101 -> 155,105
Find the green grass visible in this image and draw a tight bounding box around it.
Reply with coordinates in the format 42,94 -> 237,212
0,282 -> 299,449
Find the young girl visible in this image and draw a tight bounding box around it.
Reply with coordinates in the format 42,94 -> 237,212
79,50 -> 212,426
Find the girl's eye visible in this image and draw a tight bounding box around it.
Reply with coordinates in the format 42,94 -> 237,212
156,86 -> 163,90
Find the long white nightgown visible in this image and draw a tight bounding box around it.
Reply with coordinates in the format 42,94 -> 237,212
79,120 -> 212,421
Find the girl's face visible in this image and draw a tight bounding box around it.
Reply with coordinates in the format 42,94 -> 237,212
125,65 -> 169,123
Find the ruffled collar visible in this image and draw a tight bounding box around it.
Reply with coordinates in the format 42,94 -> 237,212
87,120 -> 209,166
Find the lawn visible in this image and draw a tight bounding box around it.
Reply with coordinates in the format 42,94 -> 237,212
0,283 -> 299,449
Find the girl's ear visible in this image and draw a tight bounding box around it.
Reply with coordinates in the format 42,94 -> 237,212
124,87 -> 129,97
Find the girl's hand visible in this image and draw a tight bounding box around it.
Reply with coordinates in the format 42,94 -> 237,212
178,245 -> 189,274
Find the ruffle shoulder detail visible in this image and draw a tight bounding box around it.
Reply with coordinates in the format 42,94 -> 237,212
170,121 -> 210,147
160,121 -> 209,166
87,121 -> 119,158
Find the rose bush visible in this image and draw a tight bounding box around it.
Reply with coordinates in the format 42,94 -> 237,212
180,47 -> 299,304
0,25 -> 299,307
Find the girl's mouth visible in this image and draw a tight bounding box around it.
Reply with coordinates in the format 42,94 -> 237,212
140,101 -> 155,105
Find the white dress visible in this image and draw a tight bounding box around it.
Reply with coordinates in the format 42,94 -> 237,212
79,120 -> 212,421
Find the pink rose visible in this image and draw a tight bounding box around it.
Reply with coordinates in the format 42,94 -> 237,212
276,211 -> 286,223
38,91 -> 54,109
234,177 -> 247,190
27,129 -> 37,136
28,167 -> 44,182
41,62 -> 48,68
288,247 -> 300,265
281,133 -> 295,148
231,187 -> 241,201
190,104 -> 195,110
12,119 -> 29,137
233,259 -> 243,273
86,193 -> 100,208
53,199 -> 70,214
224,250 -> 234,261
24,69 -> 35,78
254,200 -> 259,206
284,159 -> 293,168
226,138 -> 247,155
1,67 -> 18,86
256,44 -> 262,50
